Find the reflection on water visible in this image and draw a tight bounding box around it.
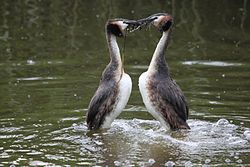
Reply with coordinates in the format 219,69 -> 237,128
182,61 -> 243,67
0,0 -> 250,166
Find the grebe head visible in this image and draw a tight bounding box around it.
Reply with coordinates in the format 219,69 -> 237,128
106,19 -> 141,37
148,13 -> 173,32
135,13 -> 173,32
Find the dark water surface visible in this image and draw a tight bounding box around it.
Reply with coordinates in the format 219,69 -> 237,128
0,0 -> 250,166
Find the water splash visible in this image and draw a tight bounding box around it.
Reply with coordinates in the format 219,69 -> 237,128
0,117 -> 249,166
72,118 -> 249,166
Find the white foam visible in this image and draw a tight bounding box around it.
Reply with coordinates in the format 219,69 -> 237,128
243,130 -> 250,141
29,160 -> 50,166
205,159 -> 211,164
165,161 -> 175,167
108,118 -> 248,153
55,118 -> 249,166
184,161 -> 193,167
216,118 -> 229,125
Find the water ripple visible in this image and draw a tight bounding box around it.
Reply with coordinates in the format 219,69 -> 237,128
16,76 -> 59,81
182,61 -> 242,67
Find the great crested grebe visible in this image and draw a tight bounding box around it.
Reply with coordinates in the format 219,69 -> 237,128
87,19 -> 140,130
138,13 -> 190,130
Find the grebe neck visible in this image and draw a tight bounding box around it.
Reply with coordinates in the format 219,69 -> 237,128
106,33 -> 122,67
148,30 -> 171,74
102,32 -> 123,82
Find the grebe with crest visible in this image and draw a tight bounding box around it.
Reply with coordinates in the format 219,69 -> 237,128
138,13 -> 190,130
87,19 -> 140,130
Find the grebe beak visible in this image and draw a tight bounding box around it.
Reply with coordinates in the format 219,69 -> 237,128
124,17 -> 157,32
126,13 -> 173,32
122,19 -> 142,32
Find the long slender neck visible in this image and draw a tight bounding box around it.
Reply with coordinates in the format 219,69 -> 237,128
103,32 -> 123,81
106,33 -> 122,65
148,30 -> 171,74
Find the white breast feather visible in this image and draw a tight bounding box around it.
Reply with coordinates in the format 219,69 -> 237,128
139,72 -> 170,129
102,73 -> 132,128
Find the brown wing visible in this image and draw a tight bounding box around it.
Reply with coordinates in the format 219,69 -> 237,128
149,77 -> 190,129
87,81 -> 118,130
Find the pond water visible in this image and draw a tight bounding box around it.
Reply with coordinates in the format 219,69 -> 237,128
0,0 -> 250,166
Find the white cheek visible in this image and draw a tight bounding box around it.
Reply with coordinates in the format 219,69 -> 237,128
117,21 -> 128,30
153,16 -> 165,26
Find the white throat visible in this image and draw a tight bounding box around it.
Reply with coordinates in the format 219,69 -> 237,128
148,31 -> 169,72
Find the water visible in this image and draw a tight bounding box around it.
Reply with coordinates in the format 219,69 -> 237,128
0,0 -> 250,166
